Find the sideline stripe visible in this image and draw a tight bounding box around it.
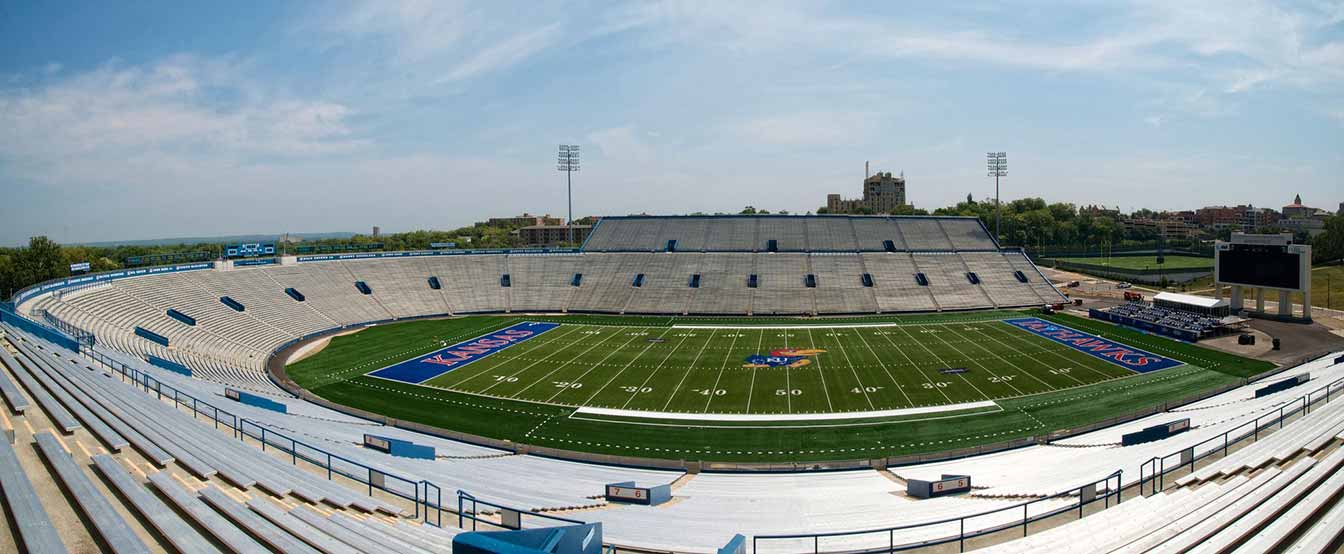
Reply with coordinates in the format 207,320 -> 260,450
573,400 -> 998,422
366,321 -> 559,384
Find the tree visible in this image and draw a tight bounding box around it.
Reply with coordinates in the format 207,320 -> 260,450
739,206 -> 758,215
1312,215 -> 1344,263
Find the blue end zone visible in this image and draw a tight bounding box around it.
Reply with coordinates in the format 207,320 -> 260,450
367,321 -> 560,384
1002,317 -> 1183,373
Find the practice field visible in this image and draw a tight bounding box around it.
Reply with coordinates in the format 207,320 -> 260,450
1049,255 -> 1213,271
285,311 -> 1273,462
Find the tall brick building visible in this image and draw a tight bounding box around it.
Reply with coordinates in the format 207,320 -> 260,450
827,172 -> 907,214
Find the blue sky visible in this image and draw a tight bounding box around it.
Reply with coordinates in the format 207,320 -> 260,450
1,1 -> 1341,245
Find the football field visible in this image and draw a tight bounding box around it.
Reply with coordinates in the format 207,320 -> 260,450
370,317 -> 1163,416
287,311 -> 1272,462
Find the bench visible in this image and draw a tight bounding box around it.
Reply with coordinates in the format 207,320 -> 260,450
90,454 -> 222,554
0,344 -> 81,432
146,471 -> 270,554
0,351 -> 31,413
34,432 -> 149,554
246,497 -> 362,554
289,505 -> 390,553
0,434 -> 67,553
197,485 -> 322,554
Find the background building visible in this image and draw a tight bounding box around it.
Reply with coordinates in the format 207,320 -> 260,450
826,171 -> 907,214
517,224 -> 591,246
486,213 -> 564,228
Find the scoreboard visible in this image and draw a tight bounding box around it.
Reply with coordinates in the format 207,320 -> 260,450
1216,243 -> 1304,290
1215,234 -> 1309,292
225,243 -> 276,258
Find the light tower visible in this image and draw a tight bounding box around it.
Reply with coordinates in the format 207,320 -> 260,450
986,152 -> 1007,244
557,145 -> 580,245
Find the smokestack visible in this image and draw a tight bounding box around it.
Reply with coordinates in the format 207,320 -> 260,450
865,161 -> 869,179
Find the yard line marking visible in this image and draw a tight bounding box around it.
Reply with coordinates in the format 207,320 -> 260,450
437,323 -> 587,389
783,328 -> 793,413
703,329 -> 740,413
827,329 -> 879,410
806,328 -> 844,412
745,329 -> 764,413
620,331 -> 694,410
540,330 -> 647,403
888,324 -> 994,402
472,326 -> 599,393
937,323 -> 1056,390
663,329 -> 716,411
581,327 -> 675,405
512,328 -> 626,398
875,325 -> 955,404
852,328 -> 915,408
961,325 -> 1088,386
987,323 -> 1117,381
922,324 -> 1028,396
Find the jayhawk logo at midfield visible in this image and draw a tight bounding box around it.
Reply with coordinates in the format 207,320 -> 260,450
743,348 -> 827,368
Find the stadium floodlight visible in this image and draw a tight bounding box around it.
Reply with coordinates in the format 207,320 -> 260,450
987,152 -> 1007,244
558,145 -> 581,245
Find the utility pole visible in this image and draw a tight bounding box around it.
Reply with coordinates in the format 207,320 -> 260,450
987,152 -> 1007,244
557,145 -> 580,246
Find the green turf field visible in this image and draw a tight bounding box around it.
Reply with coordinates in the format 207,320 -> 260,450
1050,255 -> 1213,271
286,311 -> 1274,463
413,320 -> 1136,414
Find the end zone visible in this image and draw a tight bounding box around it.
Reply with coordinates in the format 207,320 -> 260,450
1003,317 -> 1183,373
366,321 -> 559,384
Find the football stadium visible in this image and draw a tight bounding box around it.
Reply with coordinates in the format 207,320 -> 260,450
3,213 -> 1344,554
4,3 -> 1344,553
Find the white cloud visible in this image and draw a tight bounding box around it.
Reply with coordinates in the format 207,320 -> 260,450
43,62 -> 62,75
731,111 -> 878,147
0,55 -> 366,191
586,126 -> 654,163
436,23 -> 563,83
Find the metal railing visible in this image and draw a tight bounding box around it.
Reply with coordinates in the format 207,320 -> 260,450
457,490 -> 586,532
34,309 -> 96,347
79,343 -> 449,526
751,471 -> 1122,554
1139,373 -> 1344,495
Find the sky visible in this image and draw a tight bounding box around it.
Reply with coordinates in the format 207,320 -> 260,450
1,1 -> 1342,245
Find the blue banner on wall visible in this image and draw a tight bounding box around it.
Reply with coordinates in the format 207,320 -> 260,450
1002,317 -> 1183,373
368,322 -> 559,384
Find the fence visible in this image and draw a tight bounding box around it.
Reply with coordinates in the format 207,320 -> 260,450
34,308 -> 96,347
0,305 -> 81,351
457,490 -> 586,532
752,471 -> 1122,554
75,343 -> 450,526
1138,371 -> 1344,495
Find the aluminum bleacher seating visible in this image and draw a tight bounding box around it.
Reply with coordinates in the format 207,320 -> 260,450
0,426 -> 67,553
34,431 -> 151,554
896,218 -> 955,250
90,454 -> 224,554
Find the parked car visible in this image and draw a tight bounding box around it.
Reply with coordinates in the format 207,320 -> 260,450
1116,282 -> 1132,289
1066,281 -> 1081,288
